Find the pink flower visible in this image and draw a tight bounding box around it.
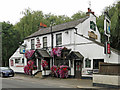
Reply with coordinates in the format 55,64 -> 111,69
41,60 -> 48,69
25,50 -> 35,59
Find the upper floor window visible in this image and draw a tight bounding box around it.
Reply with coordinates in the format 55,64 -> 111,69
43,37 -> 47,48
31,39 -> 35,50
90,21 -> 96,31
56,33 -> 62,46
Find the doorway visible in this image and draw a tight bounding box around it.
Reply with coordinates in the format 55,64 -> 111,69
74,60 -> 82,78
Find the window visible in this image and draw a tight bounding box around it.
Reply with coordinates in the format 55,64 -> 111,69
22,58 -> 24,64
85,58 -> 91,68
56,33 -> 62,46
31,39 -> 35,50
15,58 -> 20,64
90,21 -> 96,31
55,59 -> 69,66
93,59 -> 104,69
43,37 -> 47,48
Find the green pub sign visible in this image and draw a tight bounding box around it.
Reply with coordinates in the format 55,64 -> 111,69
90,21 -> 96,31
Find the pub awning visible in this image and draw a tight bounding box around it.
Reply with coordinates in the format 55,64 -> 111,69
35,49 -> 51,58
67,51 -> 84,61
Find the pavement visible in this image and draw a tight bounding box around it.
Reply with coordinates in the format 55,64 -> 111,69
12,73 -> 106,89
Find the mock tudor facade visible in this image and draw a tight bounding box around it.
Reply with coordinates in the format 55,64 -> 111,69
9,9 -> 120,77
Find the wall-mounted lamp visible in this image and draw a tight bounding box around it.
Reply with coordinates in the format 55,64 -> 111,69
65,31 -> 69,34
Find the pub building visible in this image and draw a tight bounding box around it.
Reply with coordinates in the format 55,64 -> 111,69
9,8 -> 120,78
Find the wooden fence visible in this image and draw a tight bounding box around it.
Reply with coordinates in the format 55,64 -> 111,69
99,62 -> 120,75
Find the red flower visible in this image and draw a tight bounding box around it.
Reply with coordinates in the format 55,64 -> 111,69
41,60 -> 48,69
54,68 -> 57,71
63,67 -> 67,71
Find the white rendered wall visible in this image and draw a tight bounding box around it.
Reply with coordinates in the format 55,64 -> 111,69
93,74 -> 120,86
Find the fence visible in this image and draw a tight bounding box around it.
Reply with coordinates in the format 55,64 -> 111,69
99,62 -> 120,75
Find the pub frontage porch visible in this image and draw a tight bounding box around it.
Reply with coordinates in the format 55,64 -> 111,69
24,47 -> 84,79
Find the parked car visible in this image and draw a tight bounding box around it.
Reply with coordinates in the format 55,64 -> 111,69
0,67 -> 14,77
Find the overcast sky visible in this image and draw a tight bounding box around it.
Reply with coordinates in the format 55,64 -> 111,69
0,0 -> 119,25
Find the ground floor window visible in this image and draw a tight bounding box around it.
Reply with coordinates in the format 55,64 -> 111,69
55,59 -> 69,66
85,58 -> 91,68
93,59 -> 104,69
15,58 -> 21,64
10,60 -> 14,66
22,58 -> 24,64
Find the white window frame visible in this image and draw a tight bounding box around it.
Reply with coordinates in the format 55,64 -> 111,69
31,39 -> 35,50
85,58 -> 91,68
43,37 -> 47,48
56,33 -> 62,46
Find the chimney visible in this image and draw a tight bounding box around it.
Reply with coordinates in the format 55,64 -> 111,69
39,22 -> 47,29
88,8 -> 91,12
86,8 -> 95,16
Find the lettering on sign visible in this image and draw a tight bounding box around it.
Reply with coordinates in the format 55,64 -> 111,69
36,38 -> 41,49
88,31 -> 97,39
107,43 -> 111,54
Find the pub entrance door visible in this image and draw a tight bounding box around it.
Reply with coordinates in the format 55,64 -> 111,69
74,60 -> 82,78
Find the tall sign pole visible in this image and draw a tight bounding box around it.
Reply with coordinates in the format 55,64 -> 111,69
104,12 -> 111,57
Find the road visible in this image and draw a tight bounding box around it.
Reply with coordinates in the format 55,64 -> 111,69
1,75 -> 80,88
2,78 -> 62,88
1,74 -> 95,89
2,78 -> 76,88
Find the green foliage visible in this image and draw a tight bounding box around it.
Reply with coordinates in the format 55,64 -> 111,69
96,15 -> 104,43
14,8 -> 44,41
71,11 -> 86,20
2,22 -> 20,66
14,9 -> 72,42
97,1 -> 120,50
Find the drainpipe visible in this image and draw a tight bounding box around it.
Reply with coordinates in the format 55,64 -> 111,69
50,25 -> 53,49
50,24 -> 54,66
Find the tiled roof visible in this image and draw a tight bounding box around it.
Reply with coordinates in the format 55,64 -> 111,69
25,16 -> 89,39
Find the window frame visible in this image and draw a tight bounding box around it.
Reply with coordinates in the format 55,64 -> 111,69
15,58 -> 21,64
93,59 -> 104,69
90,21 -> 96,31
85,58 -> 91,68
31,39 -> 35,50
43,37 -> 47,48
56,33 -> 62,46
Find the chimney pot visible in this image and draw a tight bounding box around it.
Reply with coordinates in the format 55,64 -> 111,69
88,8 -> 91,12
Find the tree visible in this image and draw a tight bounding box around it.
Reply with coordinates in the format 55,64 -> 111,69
14,8 -> 44,42
2,22 -> 20,66
71,11 -> 86,20
96,15 -> 104,43
14,9 -> 72,42
97,1 -> 120,50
